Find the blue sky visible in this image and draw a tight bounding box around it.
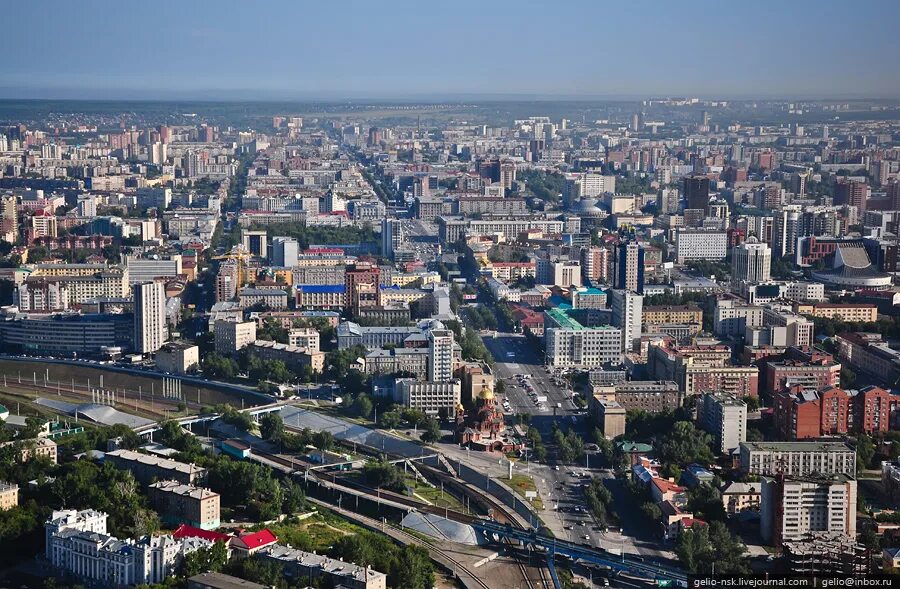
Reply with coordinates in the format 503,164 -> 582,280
2,0 -> 899,100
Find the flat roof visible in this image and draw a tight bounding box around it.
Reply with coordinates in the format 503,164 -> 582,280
740,441 -> 853,453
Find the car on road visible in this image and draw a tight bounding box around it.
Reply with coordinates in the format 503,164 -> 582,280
583,535 -> 590,541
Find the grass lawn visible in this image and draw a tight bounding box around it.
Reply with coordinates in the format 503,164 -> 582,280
410,479 -> 465,511
261,511 -> 365,553
509,473 -> 544,510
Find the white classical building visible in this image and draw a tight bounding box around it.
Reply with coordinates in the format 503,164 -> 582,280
45,509 -> 210,586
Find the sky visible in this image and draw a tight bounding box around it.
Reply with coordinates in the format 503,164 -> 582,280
2,0 -> 899,101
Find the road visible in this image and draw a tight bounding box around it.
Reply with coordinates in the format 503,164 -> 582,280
473,332 -> 679,566
481,332 -> 580,436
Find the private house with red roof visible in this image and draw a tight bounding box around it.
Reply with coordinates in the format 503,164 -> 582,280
650,477 -> 687,506
660,500 -> 695,541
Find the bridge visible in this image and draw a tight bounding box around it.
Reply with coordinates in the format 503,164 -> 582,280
132,400 -> 294,436
473,520 -> 688,587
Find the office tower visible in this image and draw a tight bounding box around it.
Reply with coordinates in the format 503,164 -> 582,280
241,230 -> 268,257
631,113 -> 640,132
344,263 -> 380,316
834,178 -> 870,212
427,329 -> 454,382
269,237 -> 299,267
731,238 -> 772,285
133,282 -> 167,354
1,195 -> 17,243
381,218 -> 403,260
657,187 -> 679,215
614,242 -> 644,294
773,207 -> 801,259
683,175 -> 710,211
610,289 -> 643,354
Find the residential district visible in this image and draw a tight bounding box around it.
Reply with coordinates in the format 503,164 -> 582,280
0,99 -> 899,588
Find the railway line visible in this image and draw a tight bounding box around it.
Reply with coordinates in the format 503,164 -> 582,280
254,446 -> 548,587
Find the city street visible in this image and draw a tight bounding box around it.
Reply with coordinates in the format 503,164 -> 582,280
481,332 -> 581,435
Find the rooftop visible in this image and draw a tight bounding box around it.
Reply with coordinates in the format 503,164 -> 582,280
740,441 -> 854,453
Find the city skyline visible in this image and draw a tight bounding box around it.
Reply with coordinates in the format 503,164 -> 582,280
3,0 -> 900,100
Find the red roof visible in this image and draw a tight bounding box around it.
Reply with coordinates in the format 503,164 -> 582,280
651,478 -> 685,495
236,529 -> 278,550
680,517 -> 708,529
172,524 -> 231,543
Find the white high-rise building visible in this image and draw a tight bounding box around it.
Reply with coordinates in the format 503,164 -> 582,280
698,392 -> 747,454
760,475 -> 857,545
610,289 -> 643,354
381,218 -> 403,260
133,282 -> 167,354
427,329 -> 454,382
657,187 -> 679,215
731,237 -> 772,285
270,236 -> 299,267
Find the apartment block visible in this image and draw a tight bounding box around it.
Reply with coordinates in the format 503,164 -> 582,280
739,441 -> 856,477
697,392 -> 747,454
105,449 -> 206,486
760,474 -> 857,546
148,480 -> 221,531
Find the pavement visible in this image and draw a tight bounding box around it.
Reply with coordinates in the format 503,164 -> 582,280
481,332 -> 581,436
455,331 -> 679,568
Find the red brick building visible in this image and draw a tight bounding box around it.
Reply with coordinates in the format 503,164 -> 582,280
774,384 -> 892,440
854,385 -> 891,434
764,348 -> 841,396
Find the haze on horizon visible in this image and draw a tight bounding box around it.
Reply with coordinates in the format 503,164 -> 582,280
3,0 -> 900,101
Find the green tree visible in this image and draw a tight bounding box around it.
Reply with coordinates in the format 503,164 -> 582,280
857,434 -> 876,472
687,483 -> 727,522
352,394 -> 373,419
420,418 -> 442,443
392,545 -> 435,589
380,411 -> 402,429
259,413 -> 284,442
656,421 -> 715,465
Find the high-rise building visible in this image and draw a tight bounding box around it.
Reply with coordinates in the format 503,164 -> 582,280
731,237 -> 772,285
773,207 -> 801,258
835,178 -> 869,212
381,218 -> 403,260
269,237 -> 299,267
133,282 -> 167,354
1,195 -> 17,242
657,187 -> 679,214
581,246 -> 611,283
614,241 -> 644,294
427,329 -> 454,382
344,263 -> 381,316
761,474 -> 857,547
241,230 -> 268,258
791,171 -> 809,196
610,289 -> 643,354
683,175 -> 710,212
698,392 -> 747,454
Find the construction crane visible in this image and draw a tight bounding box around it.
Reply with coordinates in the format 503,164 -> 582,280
212,244 -> 252,286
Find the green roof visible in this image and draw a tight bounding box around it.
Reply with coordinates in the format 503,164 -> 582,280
546,307 -> 585,330
617,441 -> 653,452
